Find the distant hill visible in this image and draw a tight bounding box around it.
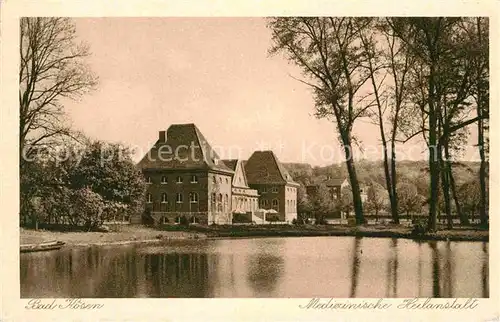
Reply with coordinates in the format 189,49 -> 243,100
282,160 -> 484,189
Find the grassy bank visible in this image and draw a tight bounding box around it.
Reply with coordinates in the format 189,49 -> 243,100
158,224 -> 489,242
20,223 -> 488,248
20,225 -> 205,247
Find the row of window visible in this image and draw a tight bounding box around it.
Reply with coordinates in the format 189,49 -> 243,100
260,186 -> 279,193
147,192 -> 199,203
259,199 -> 297,211
146,175 -> 231,185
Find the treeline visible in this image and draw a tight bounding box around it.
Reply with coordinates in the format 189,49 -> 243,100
268,17 -> 489,231
19,18 -> 146,230
284,160 -> 486,224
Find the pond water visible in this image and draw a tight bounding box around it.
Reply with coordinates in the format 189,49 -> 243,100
20,236 -> 489,298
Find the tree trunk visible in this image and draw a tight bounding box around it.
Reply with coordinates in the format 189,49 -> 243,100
476,17 -> 488,228
445,142 -> 467,225
342,135 -> 365,225
389,141 -> 399,224
439,154 -> 453,229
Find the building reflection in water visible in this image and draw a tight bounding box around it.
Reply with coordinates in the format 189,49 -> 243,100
20,238 -> 489,298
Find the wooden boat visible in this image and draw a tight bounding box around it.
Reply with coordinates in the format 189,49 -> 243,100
20,240 -> 65,253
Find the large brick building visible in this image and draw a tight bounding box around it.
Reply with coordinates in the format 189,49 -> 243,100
244,151 -> 299,223
136,124 -> 298,225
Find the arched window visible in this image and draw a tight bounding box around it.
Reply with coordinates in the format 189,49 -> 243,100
176,193 -> 183,203
161,193 -> 168,203
219,177 -> 223,184
272,199 -> 279,211
190,192 -> 198,203
224,194 -> 229,207
213,176 -> 217,184
218,193 -> 223,203
161,176 -> 168,184
146,193 -> 152,203
176,176 -> 183,183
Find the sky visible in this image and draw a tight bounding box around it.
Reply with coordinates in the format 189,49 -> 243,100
64,17 -> 480,166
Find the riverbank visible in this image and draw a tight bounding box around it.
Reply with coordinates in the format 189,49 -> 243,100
20,223 -> 488,249
20,225 -> 206,247
159,224 -> 489,242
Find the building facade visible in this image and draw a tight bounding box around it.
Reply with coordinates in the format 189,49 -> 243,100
244,151 -> 299,223
136,124 -> 234,225
136,124 -> 299,225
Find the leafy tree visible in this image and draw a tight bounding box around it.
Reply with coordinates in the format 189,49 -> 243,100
297,184 -> 313,221
397,181 -> 425,220
340,186 -> 354,218
68,141 -> 146,217
70,187 -> 105,230
268,18 -> 368,225
390,18 -> 488,231
457,179 -> 481,222
310,183 -> 337,224
364,182 -> 388,222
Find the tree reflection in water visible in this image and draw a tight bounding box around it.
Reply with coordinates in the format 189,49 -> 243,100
430,241 -> 441,297
482,242 -> 489,298
349,237 -> 362,298
385,238 -> 399,297
246,253 -> 284,297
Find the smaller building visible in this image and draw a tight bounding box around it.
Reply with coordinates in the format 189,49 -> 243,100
222,159 -> 259,223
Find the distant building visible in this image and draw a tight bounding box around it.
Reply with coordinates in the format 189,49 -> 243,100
306,176 -> 367,219
244,151 -> 299,223
135,124 -> 298,225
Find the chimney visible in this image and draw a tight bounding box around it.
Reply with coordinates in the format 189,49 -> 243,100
159,130 -> 166,142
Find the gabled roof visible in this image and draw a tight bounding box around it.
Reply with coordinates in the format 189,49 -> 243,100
222,159 -> 251,188
137,123 -> 233,174
244,150 -> 298,185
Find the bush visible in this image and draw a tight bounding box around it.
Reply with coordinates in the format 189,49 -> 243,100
411,220 -> 427,237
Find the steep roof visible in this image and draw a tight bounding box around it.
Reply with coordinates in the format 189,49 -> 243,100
244,150 -> 298,185
222,159 -> 251,188
137,123 -> 233,174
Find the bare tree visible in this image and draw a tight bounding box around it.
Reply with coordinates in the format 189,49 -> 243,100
19,18 -> 97,161
358,18 -> 414,224
268,17 -> 372,225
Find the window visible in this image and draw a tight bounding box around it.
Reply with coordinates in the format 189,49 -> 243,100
146,176 -> 152,184
176,176 -> 183,184
212,193 -> 216,203
271,187 -> 278,193
190,192 -> 198,203
219,177 -> 223,184
218,193 -> 223,203
226,178 -> 229,184
261,187 -> 267,193
146,193 -> 152,203
224,194 -> 229,206
272,199 -> 279,211
161,176 -> 168,184
176,193 -> 183,203
191,175 -> 198,183
161,193 -> 168,203
162,216 -> 169,224
213,176 -> 217,184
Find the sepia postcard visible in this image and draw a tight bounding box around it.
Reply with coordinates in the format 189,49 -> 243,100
1,0 -> 499,321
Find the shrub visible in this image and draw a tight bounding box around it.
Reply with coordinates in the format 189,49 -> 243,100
411,220 -> 427,237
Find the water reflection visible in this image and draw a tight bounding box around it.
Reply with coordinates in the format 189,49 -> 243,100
20,237 -> 489,298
